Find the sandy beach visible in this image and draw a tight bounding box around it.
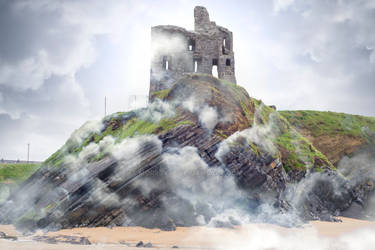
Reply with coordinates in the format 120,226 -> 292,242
0,217 -> 374,249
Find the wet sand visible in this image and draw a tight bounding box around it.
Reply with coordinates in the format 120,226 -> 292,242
0,217 -> 374,249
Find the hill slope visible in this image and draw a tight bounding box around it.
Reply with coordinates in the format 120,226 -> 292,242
0,74 -> 373,232
279,110 -> 375,166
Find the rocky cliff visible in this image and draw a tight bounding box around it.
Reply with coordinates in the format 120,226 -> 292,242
0,74 -> 374,232
279,110 -> 375,166
279,110 -> 375,219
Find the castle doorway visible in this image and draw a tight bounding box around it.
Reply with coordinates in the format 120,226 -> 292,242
212,65 -> 218,78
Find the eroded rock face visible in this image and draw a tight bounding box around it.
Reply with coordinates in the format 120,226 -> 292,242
0,124 -> 286,231
0,75 -> 373,232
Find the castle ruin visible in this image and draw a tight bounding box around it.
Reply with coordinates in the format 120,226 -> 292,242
150,6 -> 236,97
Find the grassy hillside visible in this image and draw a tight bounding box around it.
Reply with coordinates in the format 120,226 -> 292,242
279,110 -> 375,165
0,163 -> 40,202
44,74 -> 333,175
0,163 -> 40,183
279,110 -> 375,137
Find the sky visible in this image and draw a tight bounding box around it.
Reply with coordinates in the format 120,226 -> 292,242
0,0 -> 374,161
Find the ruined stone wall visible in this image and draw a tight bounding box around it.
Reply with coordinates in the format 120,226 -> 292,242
150,26 -> 195,93
150,6 -> 236,97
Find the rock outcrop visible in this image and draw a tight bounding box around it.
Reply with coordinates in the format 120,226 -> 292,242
0,74 -> 374,232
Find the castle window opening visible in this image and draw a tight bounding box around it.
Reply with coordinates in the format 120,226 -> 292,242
162,56 -> 169,70
188,39 -> 196,51
150,6 -> 237,97
212,65 -> 218,78
223,38 -> 230,51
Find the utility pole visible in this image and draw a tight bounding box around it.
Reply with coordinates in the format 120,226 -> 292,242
128,95 -> 135,110
104,96 -> 107,117
27,143 -> 30,163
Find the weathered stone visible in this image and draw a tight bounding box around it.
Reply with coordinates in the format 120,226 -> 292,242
150,6 -> 236,98
144,242 -> 153,248
136,241 -> 144,247
33,235 -> 91,245
0,73 -> 372,232
0,232 -> 17,241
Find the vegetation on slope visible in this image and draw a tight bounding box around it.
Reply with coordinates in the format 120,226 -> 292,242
279,110 -> 375,165
44,110 -> 195,168
44,74 -> 334,175
154,74 -> 333,173
279,110 -> 375,137
0,163 -> 40,202
0,163 -> 40,183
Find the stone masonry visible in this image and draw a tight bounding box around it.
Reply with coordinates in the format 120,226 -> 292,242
149,6 -> 236,97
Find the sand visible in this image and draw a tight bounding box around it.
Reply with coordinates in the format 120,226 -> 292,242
0,217 -> 374,249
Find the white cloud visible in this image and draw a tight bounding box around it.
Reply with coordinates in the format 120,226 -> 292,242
1,0 -> 375,161
273,0 -> 295,13
182,96 -> 219,131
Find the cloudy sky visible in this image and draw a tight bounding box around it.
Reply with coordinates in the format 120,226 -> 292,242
0,0 -> 374,161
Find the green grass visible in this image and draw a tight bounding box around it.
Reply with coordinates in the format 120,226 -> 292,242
252,99 -> 275,124
44,113 -> 195,168
279,110 -> 375,137
275,129 -> 334,172
0,163 -> 40,183
150,88 -> 172,100
44,76 -> 342,175
0,163 -> 40,202
220,78 -> 255,125
269,111 -> 335,172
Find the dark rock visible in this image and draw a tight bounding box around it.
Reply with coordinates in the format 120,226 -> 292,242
160,217 -> 177,231
220,138 -> 287,194
211,220 -> 234,229
33,235 -> 91,245
144,242 -> 153,248
0,73 -> 371,233
136,241 -> 144,247
119,240 -> 129,246
228,216 -> 241,226
79,237 -> 91,245
2,235 -> 17,241
0,232 -> 17,241
172,246 -> 179,248
33,236 -> 57,244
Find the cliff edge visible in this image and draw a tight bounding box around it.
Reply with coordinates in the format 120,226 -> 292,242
0,75 -> 373,232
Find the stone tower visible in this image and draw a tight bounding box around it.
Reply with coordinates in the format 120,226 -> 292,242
149,6 -> 236,97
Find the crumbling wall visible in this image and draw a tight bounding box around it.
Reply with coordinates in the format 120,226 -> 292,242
150,6 -> 236,97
